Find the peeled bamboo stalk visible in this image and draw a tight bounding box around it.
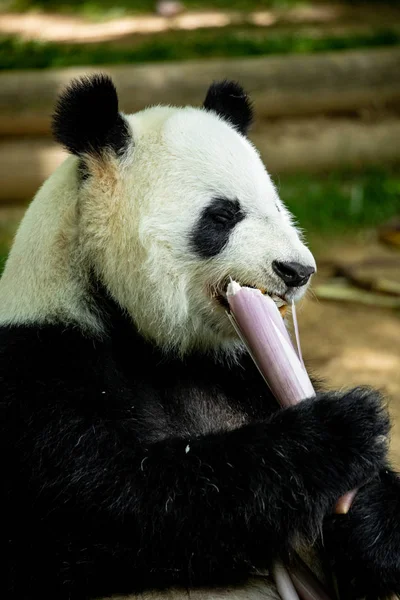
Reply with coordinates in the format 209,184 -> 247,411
226,282 -> 356,600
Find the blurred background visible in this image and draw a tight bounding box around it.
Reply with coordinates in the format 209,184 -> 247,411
0,0 -> 399,463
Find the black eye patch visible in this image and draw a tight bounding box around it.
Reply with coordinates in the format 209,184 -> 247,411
190,198 -> 245,258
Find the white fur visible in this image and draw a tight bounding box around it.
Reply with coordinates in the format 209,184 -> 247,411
0,156 -> 100,331
0,104 -> 315,356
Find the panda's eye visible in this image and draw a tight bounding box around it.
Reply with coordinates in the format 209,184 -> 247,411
210,208 -> 236,225
190,197 -> 245,258
207,199 -> 243,227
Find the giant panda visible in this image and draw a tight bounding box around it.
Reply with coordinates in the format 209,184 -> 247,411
0,75 -> 399,600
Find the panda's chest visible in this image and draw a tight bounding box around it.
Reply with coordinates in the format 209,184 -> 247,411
137,381 -> 251,444
126,351 -> 277,444
163,381 -> 250,439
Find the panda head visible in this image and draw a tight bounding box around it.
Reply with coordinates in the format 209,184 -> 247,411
1,75 -> 316,356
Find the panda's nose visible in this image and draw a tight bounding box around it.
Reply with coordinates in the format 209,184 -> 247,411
272,261 -> 315,287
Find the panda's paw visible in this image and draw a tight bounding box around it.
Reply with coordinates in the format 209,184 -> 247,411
324,470 -> 400,599
297,387 -> 390,500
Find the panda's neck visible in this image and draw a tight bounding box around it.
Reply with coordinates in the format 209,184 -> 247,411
87,275 -> 244,368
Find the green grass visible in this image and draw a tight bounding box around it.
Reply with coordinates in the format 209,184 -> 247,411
0,28 -> 399,70
0,234 -> 12,274
0,252 -> 7,274
276,169 -> 400,234
0,212 -> 20,274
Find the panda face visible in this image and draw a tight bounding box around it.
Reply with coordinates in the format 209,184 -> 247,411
90,105 -> 315,355
0,76 -> 315,357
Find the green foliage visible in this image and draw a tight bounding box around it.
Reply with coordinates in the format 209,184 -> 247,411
0,28 -> 399,70
277,169 -> 400,234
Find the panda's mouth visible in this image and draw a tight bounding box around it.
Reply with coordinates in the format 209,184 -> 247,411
213,282 -> 288,317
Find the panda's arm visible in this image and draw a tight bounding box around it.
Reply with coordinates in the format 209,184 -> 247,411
17,386 -> 389,587
324,468 -> 400,599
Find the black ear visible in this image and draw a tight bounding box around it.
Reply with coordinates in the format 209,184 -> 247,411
52,74 -> 130,157
203,80 -> 253,135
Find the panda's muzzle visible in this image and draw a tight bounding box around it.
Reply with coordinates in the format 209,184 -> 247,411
213,281 -> 288,317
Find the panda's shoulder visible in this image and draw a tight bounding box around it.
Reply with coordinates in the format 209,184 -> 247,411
0,324 -> 113,397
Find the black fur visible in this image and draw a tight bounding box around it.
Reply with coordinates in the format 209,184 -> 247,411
0,289 -> 399,599
190,197 -> 245,258
52,74 -> 130,157
77,158 -> 90,182
325,469 -> 400,599
203,81 -> 253,136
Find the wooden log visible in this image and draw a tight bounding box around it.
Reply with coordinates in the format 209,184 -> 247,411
0,47 -> 399,137
0,139 -> 67,202
314,281 -> 400,309
251,116 -> 400,173
0,116 -> 399,203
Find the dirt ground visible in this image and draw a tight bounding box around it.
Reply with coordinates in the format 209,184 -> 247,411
298,233 -> 400,469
